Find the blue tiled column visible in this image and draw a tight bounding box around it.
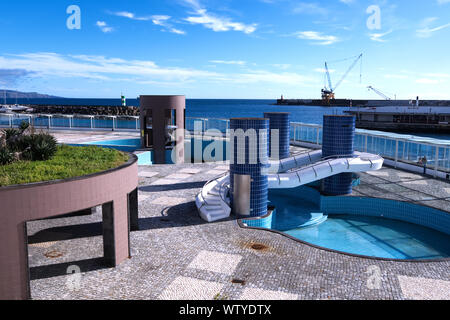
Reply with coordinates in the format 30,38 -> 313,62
264,112 -> 290,160
322,115 -> 356,195
230,118 -> 269,217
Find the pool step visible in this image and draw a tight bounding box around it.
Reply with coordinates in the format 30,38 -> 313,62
276,212 -> 328,231
298,213 -> 328,228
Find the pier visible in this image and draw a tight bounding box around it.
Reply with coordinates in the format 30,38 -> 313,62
276,98 -> 450,107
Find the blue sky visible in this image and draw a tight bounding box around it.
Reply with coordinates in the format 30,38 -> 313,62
0,0 -> 449,99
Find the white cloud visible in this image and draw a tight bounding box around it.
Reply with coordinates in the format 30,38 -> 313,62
314,68 -> 335,73
113,11 -> 151,21
384,74 -> 408,79
369,29 -> 393,42
0,53 -> 216,83
293,31 -> 339,45
209,60 -> 246,65
112,12 -> 186,34
217,70 -> 312,85
339,0 -> 355,4
0,52 -> 314,87
185,9 -> 257,34
437,0 -> 450,4
96,21 -> 114,33
416,78 -> 440,84
151,15 -> 171,25
416,17 -> 450,38
181,0 -> 202,10
272,64 -> 291,70
424,73 -> 450,78
293,3 -> 328,15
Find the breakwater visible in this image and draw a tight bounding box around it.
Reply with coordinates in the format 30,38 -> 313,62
28,105 -> 139,116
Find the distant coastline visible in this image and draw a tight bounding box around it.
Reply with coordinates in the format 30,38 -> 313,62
1,89 -> 62,100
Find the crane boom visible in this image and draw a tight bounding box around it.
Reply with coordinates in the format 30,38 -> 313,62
367,86 -> 392,100
333,53 -> 363,92
324,62 -> 333,91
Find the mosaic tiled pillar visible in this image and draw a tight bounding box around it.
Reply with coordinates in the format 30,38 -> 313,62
322,115 -> 356,195
230,118 -> 269,217
264,112 -> 290,160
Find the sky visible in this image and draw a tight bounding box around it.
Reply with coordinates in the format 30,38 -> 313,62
0,0 -> 449,99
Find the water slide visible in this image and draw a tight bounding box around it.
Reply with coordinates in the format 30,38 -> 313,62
268,151 -> 384,189
196,151 -> 384,222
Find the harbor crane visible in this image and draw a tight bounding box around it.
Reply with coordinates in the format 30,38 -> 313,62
321,53 -> 363,104
367,86 -> 396,100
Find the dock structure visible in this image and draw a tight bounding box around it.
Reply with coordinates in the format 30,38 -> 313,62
345,106 -> 450,133
276,98 -> 450,107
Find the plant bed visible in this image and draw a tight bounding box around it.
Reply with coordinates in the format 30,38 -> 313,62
0,145 -> 129,187
0,128 -> 138,299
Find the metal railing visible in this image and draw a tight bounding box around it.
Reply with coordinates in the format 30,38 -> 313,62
290,122 -> 450,173
2,113 -> 449,173
0,113 -> 140,131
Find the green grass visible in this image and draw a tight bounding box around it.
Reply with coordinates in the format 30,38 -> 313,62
0,145 -> 129,187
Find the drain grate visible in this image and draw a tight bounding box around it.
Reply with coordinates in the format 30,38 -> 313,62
44,250 -> 64,259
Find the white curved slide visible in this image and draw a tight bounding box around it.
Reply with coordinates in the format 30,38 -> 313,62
195,174 -> 231,223
268,150 -> 322,174
268,152 -> 383,189
196,151 -> 384,222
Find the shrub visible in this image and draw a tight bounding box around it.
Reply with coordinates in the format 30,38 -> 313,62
0,127 -> 58,163
3,128 -> 22,151
0,147 -> 14,165
26,133 -> 58,161
19,121 -> 30,133
3,128 -> 21,141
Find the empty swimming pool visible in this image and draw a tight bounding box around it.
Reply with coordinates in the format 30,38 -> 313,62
247,186 -> 450,260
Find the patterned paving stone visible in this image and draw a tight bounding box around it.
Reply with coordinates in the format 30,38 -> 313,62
206,170 -> 227,175
398,276 -> 450,300
166,173 -> 192,180
188,250 -> 242,275
401,180 -> 429,186
240,288 -> 298,300
401,192 -> 436,201
375,183 -> 412,193
27,147 -> 450,301
214,165 -> 230,171
396,172 -> 424,180
158,276 -> 224,300
179,168 -> 203,174
138,171 -> 159,178
151,196 -> 187,206
138,194 -> 150,203
366,171 -> 390,177
151,178 -> 181,185
29,241 -> 57,249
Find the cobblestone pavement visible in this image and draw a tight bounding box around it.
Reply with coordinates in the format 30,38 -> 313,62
28,146 -> 450,300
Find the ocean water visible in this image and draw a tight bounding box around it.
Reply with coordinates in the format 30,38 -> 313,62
12,98 -> 346,126
10,98 -> 450,139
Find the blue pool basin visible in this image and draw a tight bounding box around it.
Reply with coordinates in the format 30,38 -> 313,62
243,185 -> 450,261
